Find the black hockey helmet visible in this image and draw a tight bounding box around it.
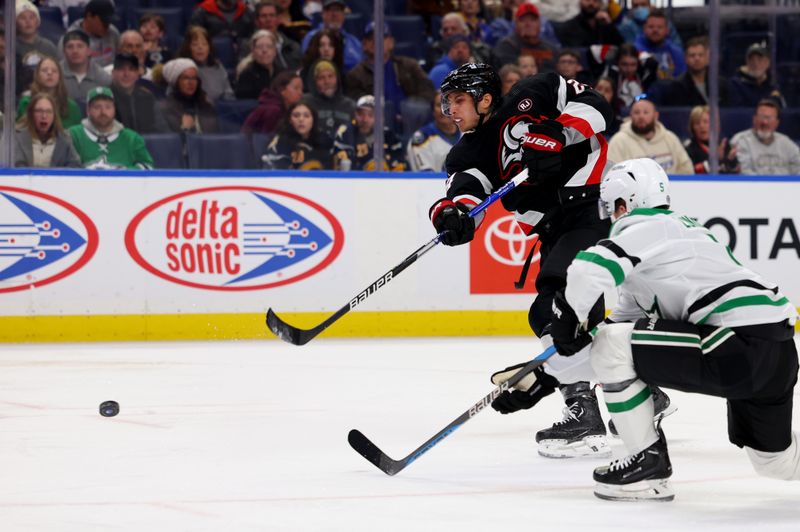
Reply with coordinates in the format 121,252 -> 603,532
440,62 -> 501,122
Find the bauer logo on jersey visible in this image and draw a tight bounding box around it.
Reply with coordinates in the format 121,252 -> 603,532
517,98 -> 533,112
125,186 -> 344,291
0,186 -> 98,293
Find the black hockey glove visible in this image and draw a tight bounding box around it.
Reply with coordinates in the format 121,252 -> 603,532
429,198 -> 475,246
549,289 -> 598,357
490,364 -> 559,415
521,120 -> 566,185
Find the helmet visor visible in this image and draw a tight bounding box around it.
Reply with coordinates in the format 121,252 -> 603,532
598,196 -> 614,220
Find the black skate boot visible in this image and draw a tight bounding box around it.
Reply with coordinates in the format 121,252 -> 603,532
608,385 -> 676,436
535,382 -> 610,459
593,427 -> 674,502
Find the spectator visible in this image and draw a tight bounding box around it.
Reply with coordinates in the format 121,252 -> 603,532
346,22 -> 435,113
58,0 -> 120,68
139,13 -> 173,68
594,76 -> 621,137
273,0 -> 311,44
68,86 -> 154,169
189,0 -> 256,57
254,1 -> 302,71
634,10 -> 686,80
333,95 -> 405,171
660,36 -> 728,107
428,12 -> 492,67
617,0 -> 683,48
263,99 -> 333,169
60,30 -> 112,104
300,28 -> 345,90
305,60 -> 355,139
301,0 -> 362,72
458,0 -> 492,46
429,35 -> 473,88
555,0 -> 623,48
683,105 -> 739,174
555,49 -> 592,84
487,0 -> 563,47
178,26 -> 235,102
607,96 -> 694,174
14,92 -> 81,168
517,54 -> 538,77
491,3 -> 558,73
607,43 -> 657,112
18,57 -> 82,129
16,0 -> 59,90
731,99 -> 800,175
242,70 -> 303,134
728,43 -> 785,109
406,92 -> 461,172
160,58 -> 219,135
110,53 -> 166,134
103,30 -> 152,80
235,30 -> 284,99
498,63 -> 522,95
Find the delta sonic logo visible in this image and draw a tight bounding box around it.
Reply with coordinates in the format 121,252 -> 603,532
0,186 -> 98,293
470,203 -> 539,294
125,186 -> 344,291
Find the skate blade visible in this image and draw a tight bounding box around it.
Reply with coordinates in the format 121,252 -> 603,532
594,478 -> 675,502
538,435 -> 612,459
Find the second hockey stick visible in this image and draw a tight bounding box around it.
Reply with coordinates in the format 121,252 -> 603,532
266,168 -> 530,345
348,345 -> 556,475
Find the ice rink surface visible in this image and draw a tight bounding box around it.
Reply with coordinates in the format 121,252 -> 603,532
1,336 -> 799,531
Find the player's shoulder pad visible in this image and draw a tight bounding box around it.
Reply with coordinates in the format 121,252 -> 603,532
610,208 -> 672,237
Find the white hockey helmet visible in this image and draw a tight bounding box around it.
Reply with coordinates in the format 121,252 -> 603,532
599,158 -> 671,219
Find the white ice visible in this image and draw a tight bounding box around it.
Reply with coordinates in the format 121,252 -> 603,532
1,336 -> 799,531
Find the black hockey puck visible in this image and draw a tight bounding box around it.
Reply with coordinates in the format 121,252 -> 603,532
99,400 -> 119,417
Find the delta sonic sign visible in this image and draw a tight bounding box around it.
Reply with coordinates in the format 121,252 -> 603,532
125,186 -> 344,290
0,186 -> 98,293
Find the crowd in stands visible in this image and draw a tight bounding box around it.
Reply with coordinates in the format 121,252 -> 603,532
4,0 -> 799,174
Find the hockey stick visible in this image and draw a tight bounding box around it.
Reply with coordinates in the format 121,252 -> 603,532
348,345 -> 556,476
266,168 -> 530,345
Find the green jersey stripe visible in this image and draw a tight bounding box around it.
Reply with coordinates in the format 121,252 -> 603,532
697,295 -> 791,325
575,251 -> 625,285
631,332 -> 700,345
606,386 -> 652,413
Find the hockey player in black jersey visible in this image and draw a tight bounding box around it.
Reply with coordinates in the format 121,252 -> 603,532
429,62 -> 672,458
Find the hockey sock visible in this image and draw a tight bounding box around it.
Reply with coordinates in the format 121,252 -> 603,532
746,432 -> 800,480
603,378 -> 658,454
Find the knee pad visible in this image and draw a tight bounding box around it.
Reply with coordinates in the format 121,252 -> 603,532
590,323 -> 636,384
746,433 -> 800,480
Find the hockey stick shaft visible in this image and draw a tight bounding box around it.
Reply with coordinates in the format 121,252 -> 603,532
266,168 -> 530,345
348,344 -> 556,475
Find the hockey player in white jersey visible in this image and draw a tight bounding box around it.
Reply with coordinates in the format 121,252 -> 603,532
546,158 -> 799,501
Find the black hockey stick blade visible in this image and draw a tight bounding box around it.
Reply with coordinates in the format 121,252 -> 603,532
348,429 -> 404,476
266,308 -> 310,345
348,346 -> 557,475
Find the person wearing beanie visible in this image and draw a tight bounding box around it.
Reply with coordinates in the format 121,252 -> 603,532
59,29 -> 112,103
16,0 -> 59,89
58,0 -> 121,68
68,86 -> 154,169
159,58 -> 219,135
305,59 -> 355,140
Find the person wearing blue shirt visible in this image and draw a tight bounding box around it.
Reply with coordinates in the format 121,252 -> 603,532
428,35 -> 472,89
634,10 -> 685,80
301,0 -> 362,72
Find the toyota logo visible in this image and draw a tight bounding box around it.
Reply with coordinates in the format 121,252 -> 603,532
483,214 -> 539,266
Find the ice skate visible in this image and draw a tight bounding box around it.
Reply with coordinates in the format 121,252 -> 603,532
608,385 -> 676,436
593,428 -> 674,502
535,386 -> 610,459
